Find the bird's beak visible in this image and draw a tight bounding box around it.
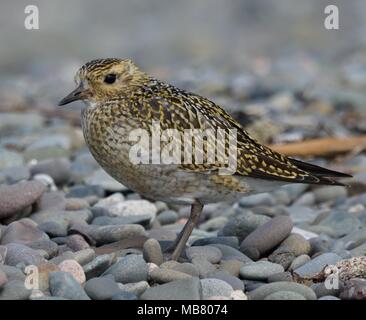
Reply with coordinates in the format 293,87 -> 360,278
58,85 -> 89,106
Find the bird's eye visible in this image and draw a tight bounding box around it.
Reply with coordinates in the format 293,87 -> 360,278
104,74 -> 117,84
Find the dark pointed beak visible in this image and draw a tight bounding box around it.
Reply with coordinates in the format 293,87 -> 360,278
58,85 -> 88,106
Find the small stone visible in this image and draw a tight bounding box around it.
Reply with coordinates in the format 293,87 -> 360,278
199,217 -> 228,232
239,261 -> 284,280
201,278 -> 233,299
268,247 -> 295,269
65,198 -> 90,211
0,280 -> 31,300
239,193 -> 276,207
280,234 -> 311,256
192,236 -> 239,248
248,281 -> 317,300
84,277 -> 121,300
0,149 -> 24,171
58,259 -> 86,284
240,216 -> 293,259
267,272 -> 293,283
49,271 -> 90,300
65,234 -> 90,252
149,267 -> 192,283
207,271 -> 244,290
67,185 -> 105,198
289,255 -> 311,271
0,166 -> 30,184
186,246 -> 222,263
0,181 -> 46,220
88,224 -> 147,245
318,295 -> 340,300
191,257 -> 216,278
72,248 -> 96,265
30,158 -> 71,186
5,243 -> 45,266
161,262 -> 200,277
103,254 -> 148,284
143,238 -> 164,266
219,211 -> 270,241
27,240 -> 59,259
118,281 -> 149,296
293,253 -> 342,278
141,277 -> 201,300
264,291 -> 306,300
0,265 -> 25,282
1,220 -> 49,245
210,244 -> 252,263
83,254 -> 114,279
219,259 -> 245,277
157,210 -> 178,225
284,206 -> 318,224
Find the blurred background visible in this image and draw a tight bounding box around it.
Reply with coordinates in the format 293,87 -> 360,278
1,0 -> 366,177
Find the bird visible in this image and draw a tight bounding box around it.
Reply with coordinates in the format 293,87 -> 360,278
59,58 -> 351,261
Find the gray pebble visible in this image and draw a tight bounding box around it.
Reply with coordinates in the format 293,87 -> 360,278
200,278 -> 234,299
0,280 -> 31,300
49,271 -> 90,300
143,238 -> 164,266
239,261 -> 284,280
84,277 -> 121,300
186,246 -> 222,263
264,291 -> 306,300
293,253 -> 342,278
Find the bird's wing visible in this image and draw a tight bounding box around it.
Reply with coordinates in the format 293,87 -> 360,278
138,82 -> 350,186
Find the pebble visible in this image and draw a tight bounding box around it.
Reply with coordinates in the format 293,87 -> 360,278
239,261 -> 284,280
103,254 -> 148,283
0,265 -> 25,282
0,165 -> 30,184
143,238 -> 164,266
4,243 -> 45,266
88,224 -> 147,245
240,216 -> 293,259
207,271 -> 244,290
0,280 -> 31,300
30,158 -> 71,185
268,247 -> 295,269
149,267 -> 192,283
83,254 -> 114,279
210,244 -> 252,263
192,236 -> 239,248
65,234 -> 90,251
0,220 -> 49,245
118,281 -> 149,296
267,271 -> 293,283
284,205 -> 318,224
239,193 -> 276,207
157,210 -> 179,225
27,240 -> 59,259
219,211 -> 270,241
200,278 -> 233,299
0,180 -> 46,220
264,291 -> 306,300
84,277 -> 122,300
0,149 -> 24,170
199,217 -> 228,231
191,257 -> 216,278
293,253 -> 342,278
186,246 -> 222,263
318,211 -> 362,237
289,254 -> 311,271
248,281 -> 317,300
49,271 -> 90,300
219,259 -> 245,277
141,277 -> 201,300
67,185 -> 105,198
58,259 -> 86,284
280,234 -> 311,256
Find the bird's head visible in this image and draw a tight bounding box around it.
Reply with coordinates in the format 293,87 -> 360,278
58,58 -> 147,106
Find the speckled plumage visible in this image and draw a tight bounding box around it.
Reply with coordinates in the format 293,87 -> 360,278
59,58 -> 351,260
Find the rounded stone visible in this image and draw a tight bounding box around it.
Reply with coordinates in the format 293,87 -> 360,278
0,181 -> 46,220
207,271 -> 244,291
149,267 -> 192,283
4,243 -> 45,266
280,234 -> 311,256
103,254 -> 148,284
264,290 -> 306,300
49,271 -> 90,300
111,291 -> 138,300
0,280 -> 31,300
1,220 -> 49,245
143,238 -> 164,266
248,281 -> 317,300
157,210 -> 178,225
58,259 -> 86,284
84,277 -> 121,300
30,158 -> 71,186
200,278 -> 234,299
239,261 -> 284,280
240,216 -> 293,259
289,254 -> 311,271
293,253 -> 342,278
186,246 -> 222,263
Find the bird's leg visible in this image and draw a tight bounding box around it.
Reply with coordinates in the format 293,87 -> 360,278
171,202 -> 204,261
